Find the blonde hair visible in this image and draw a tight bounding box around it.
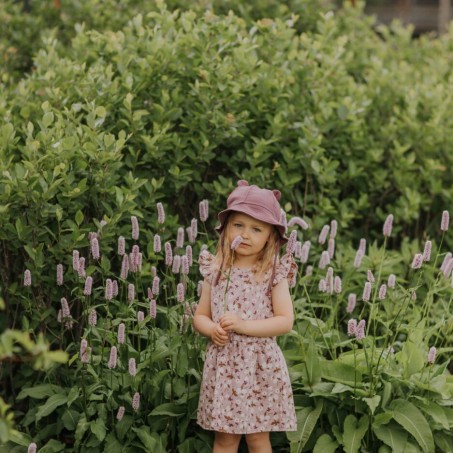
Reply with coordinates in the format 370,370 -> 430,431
213,214 -> 281,285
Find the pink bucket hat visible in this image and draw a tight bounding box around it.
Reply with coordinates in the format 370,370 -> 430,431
217,180 -> 288,243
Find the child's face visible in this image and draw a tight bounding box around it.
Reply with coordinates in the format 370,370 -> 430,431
228,212 -> 272,259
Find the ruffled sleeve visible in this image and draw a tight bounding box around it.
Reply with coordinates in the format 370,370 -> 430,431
273,253 -> 298,288
198,250 -> 216,284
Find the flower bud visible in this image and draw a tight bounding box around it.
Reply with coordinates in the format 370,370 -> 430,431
131,216 -> 139,240
383,214 -> 393,237
423,240 -> 432,262
165,242 -> 173,266
116,406 -> 125,421
346,294 -> 356,313
117,323 -> 125,344
128,283 -> 135,302
129,358 -> 137,376
231,235 -> 243,251
347,319 -> 357,336
157,203 -> 165,224
152,276 -> 160,295
153,234 -> 161,253
72,250 -> 80,272
411,253 -> 423,269
132,392 -> 140,411
176,227 -> 185,248
318,225 -> 330,245
441,210 -> 449,232
199,199 -> 209,222
362,282 -> 372,301
88,309 -> 97,327
177,283 -> 185,302
427,346 -> 437,365
56,264 -> 64,286
150,299 -> 157,319
108,346 -> 117,369
118,236 -> 126,256
355,319 -> 366,340
90,237 -> 100,260
287,217 -> 309,230
378,284 -> 387,300
24,269 -> 32,287
388,274 -> 396,288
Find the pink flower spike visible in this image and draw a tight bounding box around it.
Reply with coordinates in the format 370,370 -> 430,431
151,266 -> 157,277
105,278 -> 113,301
186,245 -> 193,266
355,319 -> 366,340
118,236 -> 125,256
411,253 -> 423,269
191,218 -> 198,242
287,230 -> 298,255
328,238 -> 335,259
362,282 -> 372,301
378,284 -> 387,300
128,358 -> 137,376
318,225 -> 330,245
294,241 -> 302,259
157,203 -> 165,224
347,319 -> 357,336
176,227 -> 185,248
177,283 -> 185,302
353,250 -> 364,268
117,323 -> 125,344
423,241 -> 432,262
199,199 -> 209,222
90,237 -> 100,260
411,291 -> 417,301
120,254 -> 129,280
319,251 -> 330,269
132,392 -> 140,411
441,210 -> 449,232
153,234 -> 161,253
88,309 -> 97,327
137,311 -> 144,323
28,443 -> 37,453
383,214 -> 393,237
287,217 -> 309,230
359,238 -> 366,254
231,235 -> 243,251
56,264 -> 63,286
79,256 -> 86,278
443,258 -> 453,278
440,252 -> 452,272
388,274 -> 396,288
305,265 -> 313,276
128,283 -> 135,302
427,346 -> 437,365
334,276 -> 342,294
131,216 -> 139,240
116,406 -> 125,421
83,276 -> 93,296
72,250 -> 80,272
330,220 -> 338,239
346,294 -> 356,313
112,280 -> 118,297
181,255 -> 189,275
318,279 -> 327,292
24,269 -> 31,287
300,241 -> 311,264
367,270 -> 375,283
152,276 -> 160,295
108,346 -> 117,369
172,255 -> 181,274
149,299 -> 157,319
165,242 -> 173,266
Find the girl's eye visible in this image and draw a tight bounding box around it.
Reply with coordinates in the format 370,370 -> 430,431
254,228 -> 261,232
234,223 -> 242,228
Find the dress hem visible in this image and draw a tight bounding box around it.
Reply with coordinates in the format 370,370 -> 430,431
197,420 -> 297,434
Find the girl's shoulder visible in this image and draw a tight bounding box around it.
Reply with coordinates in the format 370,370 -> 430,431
272,252 -> 298,288
198,250 -> 216,283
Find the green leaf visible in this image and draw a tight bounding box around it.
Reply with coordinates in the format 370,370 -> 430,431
313,433 -> 339,453
304,341 -> 321,386
17,384 -> 64,400
343,414 -> 368,453
75,210 -> 84,226
391,399 -> 434,453
38,438 -> 65,452
42,111 -> 54,128
287,400 -> 323,450
150,402 -> 186,417
35,393 -> 67,421
61,409 -> 80,431
132,426 -> 158,450
90,418 -> 106,441
363,395 -> 381,415
373,422 -> 408,451
116,415 -> 134,441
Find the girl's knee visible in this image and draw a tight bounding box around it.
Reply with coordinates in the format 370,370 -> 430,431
245,431 -> 270,447
214,431 -> 242,448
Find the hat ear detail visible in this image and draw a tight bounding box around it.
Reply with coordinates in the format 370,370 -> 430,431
237,180 -> 249,187
272,189 -> 281,201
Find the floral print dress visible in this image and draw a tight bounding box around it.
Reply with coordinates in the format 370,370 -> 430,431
196,251 -> 297,434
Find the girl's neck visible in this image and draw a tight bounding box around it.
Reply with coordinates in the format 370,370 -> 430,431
233,255 -> 259,269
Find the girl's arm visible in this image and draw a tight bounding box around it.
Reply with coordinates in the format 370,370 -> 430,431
192,281 -> 229,346
219,278 -> 294,337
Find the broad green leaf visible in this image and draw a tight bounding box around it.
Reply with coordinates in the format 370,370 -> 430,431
35,393 -> 67,421
304,341 -> 321,386
74,415 -> 90,447
104,432 -> 122,451
42,111 -> 54,128
116,415 -> 134,441
61,409 -> 80,431
287,400 -> 323,450
90,418 -> 106,442
313,433 -> 339,453
132,426 -> 158,450
417,400 -> 449,430
373,423 -> 408,451
363,395 -> 381,415
17,384 -> 64,400
37,438 -> 65,452
150,402 -> 186,417
391,399 -> 434,453
343,414 -> 368,453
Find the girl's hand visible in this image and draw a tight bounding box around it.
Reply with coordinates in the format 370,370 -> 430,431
219,312 -> 243,334
210,323 -> 229,347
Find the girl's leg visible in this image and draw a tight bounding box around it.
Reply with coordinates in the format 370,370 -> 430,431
245,432 -> 272,453
213,431 -> 242,453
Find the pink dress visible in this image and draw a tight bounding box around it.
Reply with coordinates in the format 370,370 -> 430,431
196,251 -> 297,434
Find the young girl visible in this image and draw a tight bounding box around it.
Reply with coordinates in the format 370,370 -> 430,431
193,180 -> 297,453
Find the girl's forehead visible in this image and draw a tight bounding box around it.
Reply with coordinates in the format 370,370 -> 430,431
230,212 -> 269,227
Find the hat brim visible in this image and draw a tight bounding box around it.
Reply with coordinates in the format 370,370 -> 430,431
216,207 -> 288,244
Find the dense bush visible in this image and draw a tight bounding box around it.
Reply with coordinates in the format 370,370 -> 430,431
1,0 -> 453,451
